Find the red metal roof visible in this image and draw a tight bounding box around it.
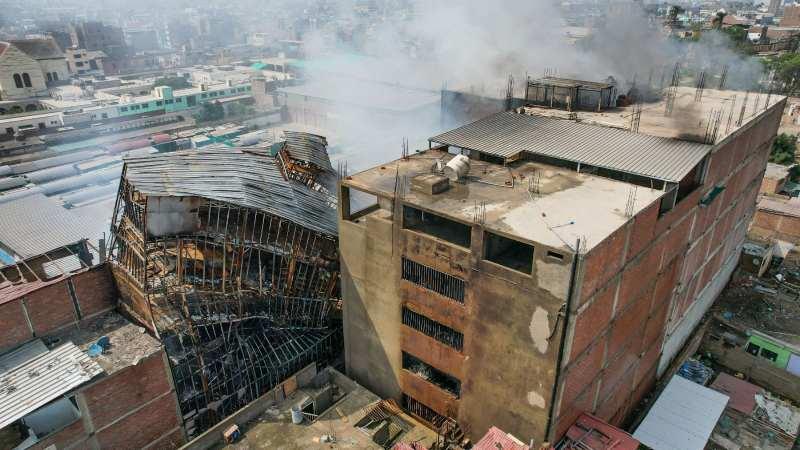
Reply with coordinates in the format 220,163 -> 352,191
150,133 -> 172,144
710,372 -> 764,415
473,426 -> 530,450
561,413 -> 640,450
392,443 -> 428,450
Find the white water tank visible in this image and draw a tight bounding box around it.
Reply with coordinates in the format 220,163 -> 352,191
444,154 -> 470,181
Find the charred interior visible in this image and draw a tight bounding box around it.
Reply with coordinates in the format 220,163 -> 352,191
108,135 -> 342,437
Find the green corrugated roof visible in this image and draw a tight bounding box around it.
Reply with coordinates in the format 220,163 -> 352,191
251,62 -> 267,70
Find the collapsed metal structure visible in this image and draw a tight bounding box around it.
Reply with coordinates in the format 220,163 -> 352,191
108,135 -> 341,437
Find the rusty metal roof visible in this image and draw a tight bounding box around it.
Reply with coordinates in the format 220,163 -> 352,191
0,342 -> 103,429
123,149 -> 337,236
430,111 -> 712,183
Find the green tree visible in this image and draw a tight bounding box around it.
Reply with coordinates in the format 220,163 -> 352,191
193,101 -> 225,123
770,133 -> 798,165
767,53 -> 800,94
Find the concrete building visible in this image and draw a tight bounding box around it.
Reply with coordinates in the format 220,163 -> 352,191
8,39 -> 69,87
338,86 -> 784,443
783,5 -> 800,26
0,41 -> 54,100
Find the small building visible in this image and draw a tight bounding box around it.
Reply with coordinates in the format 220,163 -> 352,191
8,38 -> 69,87
761,163 -> 790,194
751,195 -> 800,243
525,77 -> 617,112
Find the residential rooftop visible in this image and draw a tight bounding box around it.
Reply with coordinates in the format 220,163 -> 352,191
48,310 -> 162,375
342,149 -> 663,252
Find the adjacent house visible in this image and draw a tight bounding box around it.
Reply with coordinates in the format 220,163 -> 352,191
0,38 -> 67,101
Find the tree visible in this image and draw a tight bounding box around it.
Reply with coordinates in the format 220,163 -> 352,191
770,133 -> 798,165
193,101 -> 225,123
767,53 -> 800,94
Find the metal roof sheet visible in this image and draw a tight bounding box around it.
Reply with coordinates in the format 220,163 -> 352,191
430,111 -> 712,183
633,375 -> 729,450
710,372 -> 764,415
123,149 -> 337,236
0,342 -> 103,429
473,426 -> 529,450
283,131 -> 333,171
0,193 -> 89,260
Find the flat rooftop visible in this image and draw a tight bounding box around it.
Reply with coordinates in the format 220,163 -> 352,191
216,368 -> 437,449
520,86 -> 785,145
343,149 -> 664,252
50,310 -> 162,375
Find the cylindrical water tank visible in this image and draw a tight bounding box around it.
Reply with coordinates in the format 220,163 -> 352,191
444,154 -> 470,180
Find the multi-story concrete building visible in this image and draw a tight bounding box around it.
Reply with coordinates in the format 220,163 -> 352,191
338,87 -> 784,444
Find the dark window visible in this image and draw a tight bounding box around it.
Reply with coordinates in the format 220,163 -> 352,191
401,257 -> 465,303
46,73 -> 53,82
52,72 -> 58,81
484,232 -> 534,274
156,101 -> 163,106
402,307 -> 463,351
73,53 -> 81,58
402,205 -> 471,248
5,127 -> 13,135
402,352 -> 461,397
186,95 -> 196,107
403,394 -> 445,425
547,250 -> 564,261
22,73 -> 31,87
745,343 -> 760,356
176,97 -> 182,102
141,103 -> 149,108
120,106 -> 128,112
13,74 -> 22,88
201,93 -> 207,98
101,113 -> 108,119
89,60 -> 98,70
246,86 -> 251,91
75,61 -> 84,67
760,348 -> 779,362
165,99 -> 174,104
38,122 -> 45,129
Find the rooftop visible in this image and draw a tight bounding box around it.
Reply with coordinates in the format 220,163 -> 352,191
123,148 -> 338,236
7,38 -> 64,59
430,111 -> 710,183
49,310 -> 162,375
214,368 -> 437,450
518,87 -> 784,145
343,149 -> 663,252
0,193 -> 90,262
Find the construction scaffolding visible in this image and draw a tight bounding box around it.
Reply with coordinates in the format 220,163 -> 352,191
108,136 -> 342,437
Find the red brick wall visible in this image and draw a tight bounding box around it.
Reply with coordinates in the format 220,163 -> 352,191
81,351 -> 174,429
555,102 -> 782,438
72,266 -> 118,319
0,264 -> 117,353
94,392 -> 182,449
0,301 -> 33,352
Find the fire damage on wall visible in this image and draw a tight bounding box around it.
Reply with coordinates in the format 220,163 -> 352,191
107,133 -> 342,437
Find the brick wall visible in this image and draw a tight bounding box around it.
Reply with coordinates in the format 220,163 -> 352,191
554,102 -> 783,439
32,350 -> 184,450
0,265 -> 117,354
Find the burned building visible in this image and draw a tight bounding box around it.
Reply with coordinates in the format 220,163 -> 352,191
339,87 -> 785,444
108,134 -> 342,437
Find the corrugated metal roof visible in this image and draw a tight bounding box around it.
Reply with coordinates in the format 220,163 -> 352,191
472,426 -> 529,450
283,131 -> 333,171
430,111 -> 712,183
561,413 -> 640,450
633,375 -> 729,450
710,372 -> 763,415
0,342 -> 103,429
0,193 -> 90,260
123,149 -> 337,236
